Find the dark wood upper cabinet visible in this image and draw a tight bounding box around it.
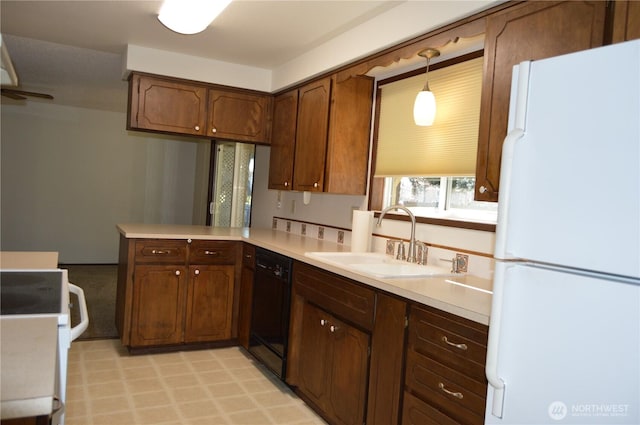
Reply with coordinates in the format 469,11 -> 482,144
207,89 -> 272,144
475,1 -> 607,202
128,73 -> 208,137
325,75 -> 374,195
268,90 -> 298,190
293,77 -> 332,192
269,72 -> 373,195
128,72 -> 272,143
611,0 -> 640,43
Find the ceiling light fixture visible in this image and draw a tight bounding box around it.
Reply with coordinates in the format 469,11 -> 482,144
413,48 -> 440,126
158,0 -> 232,35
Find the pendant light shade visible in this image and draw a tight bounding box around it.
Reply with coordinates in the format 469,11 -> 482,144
413,48 -> 440,126
158,0 -> 232,35
413,90 -> 436,126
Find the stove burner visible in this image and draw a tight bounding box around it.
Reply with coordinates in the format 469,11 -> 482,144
0,271 -> 64,315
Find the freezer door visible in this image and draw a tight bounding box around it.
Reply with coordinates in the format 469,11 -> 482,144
485,261 -> 640,424
495,40 -> 640,279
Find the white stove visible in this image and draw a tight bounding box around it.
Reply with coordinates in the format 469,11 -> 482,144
1,268 -> 88,424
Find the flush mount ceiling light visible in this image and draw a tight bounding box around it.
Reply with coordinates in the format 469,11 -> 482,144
158,0 -> 232,35
413,48 -> 440,126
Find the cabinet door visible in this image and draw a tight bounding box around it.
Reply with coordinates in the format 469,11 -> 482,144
128,74 -> 207,136
207,89 -> 272,143
475,1 -> 607,201
326,315 -> 370,425
184,265 -> 235,342
268,90 -> 298,190
130,265 -> 187,347
611,0 -> 640,42
324,75 -> 373,195
293,77 -> 331,192
297,301 -> 333,409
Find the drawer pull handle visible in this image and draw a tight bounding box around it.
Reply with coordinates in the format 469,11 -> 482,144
204,250 -> 219,256
439,382 -> 463,399
442,336 -> 467,351
245,254 -> 252,259
151,249 -> 169,255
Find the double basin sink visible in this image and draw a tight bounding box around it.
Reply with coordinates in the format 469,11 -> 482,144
304,251 -> 455,279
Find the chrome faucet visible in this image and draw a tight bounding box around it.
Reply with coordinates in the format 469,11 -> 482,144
376,204 -> 418,263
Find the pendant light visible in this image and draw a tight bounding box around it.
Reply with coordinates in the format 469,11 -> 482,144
158,0 -> 232,35
413,48 -> 440,126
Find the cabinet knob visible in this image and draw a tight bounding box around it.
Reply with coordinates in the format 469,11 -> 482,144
187,239 -> 192,244
175,270 -> 181,276
479,185 -> 487,194
212,127 -> 217,133
194,125 -> 200,131
330,325 -> 338,333
284,181 -> 289,187
313,182 -> 319,188
320,319 -> 327,326
194,269 -> 200,276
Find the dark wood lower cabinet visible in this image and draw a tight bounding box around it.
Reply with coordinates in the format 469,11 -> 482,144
117,238 -> 240,350
184,265 -> 235,342
402,304 -> 489,425
130,265 -> 187,347
288,262 -> 374,425
295,301 -> 370,425
402,391 -> 460,425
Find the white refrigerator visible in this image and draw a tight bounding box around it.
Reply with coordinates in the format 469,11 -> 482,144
485,40 -> 640,424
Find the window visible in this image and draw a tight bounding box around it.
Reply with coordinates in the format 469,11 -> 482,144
371,51 -> 497,229
382,176 -> 497,224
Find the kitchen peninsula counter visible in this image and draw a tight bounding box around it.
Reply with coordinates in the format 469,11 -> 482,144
117,223 -> 492,325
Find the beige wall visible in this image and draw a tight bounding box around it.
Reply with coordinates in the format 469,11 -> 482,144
0,101 -> 206,263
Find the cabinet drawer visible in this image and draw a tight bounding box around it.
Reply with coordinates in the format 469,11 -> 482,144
189,240 -> 237,264
402,391 -> 459,425
405,350 -> 486,423
408,305 -> 487,382
292,262 -> 375,331
135,239 -> 187,264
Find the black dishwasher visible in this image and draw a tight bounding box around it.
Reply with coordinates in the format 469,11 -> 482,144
248,248 -> 292,380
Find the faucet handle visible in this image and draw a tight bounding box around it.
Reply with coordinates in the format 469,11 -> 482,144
415,241 -> 428,265
396,241 -> 406,261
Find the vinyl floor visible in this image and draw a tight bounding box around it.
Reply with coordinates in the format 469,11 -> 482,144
65,339 -> 327,425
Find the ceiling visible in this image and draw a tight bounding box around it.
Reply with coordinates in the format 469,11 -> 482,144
0,1 -> 487,112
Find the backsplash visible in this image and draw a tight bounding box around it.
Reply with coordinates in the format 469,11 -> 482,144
272,217 -> 494,280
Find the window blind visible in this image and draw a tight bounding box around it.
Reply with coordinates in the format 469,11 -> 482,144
375,56 -> 483,177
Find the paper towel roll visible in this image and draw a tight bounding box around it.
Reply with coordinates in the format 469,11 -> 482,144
351,210 -> 373,252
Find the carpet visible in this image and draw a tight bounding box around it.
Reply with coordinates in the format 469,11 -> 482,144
64,264 -> 119,340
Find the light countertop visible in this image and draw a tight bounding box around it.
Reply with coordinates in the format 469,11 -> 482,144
117,224 -> 492,325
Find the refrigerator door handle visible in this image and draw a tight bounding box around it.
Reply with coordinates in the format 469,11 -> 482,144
494,128 -> 524,259
486,262 -> 507,418
495,61 -> 530,260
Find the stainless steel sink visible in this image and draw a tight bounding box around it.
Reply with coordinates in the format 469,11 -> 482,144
304,251 -> 454,278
